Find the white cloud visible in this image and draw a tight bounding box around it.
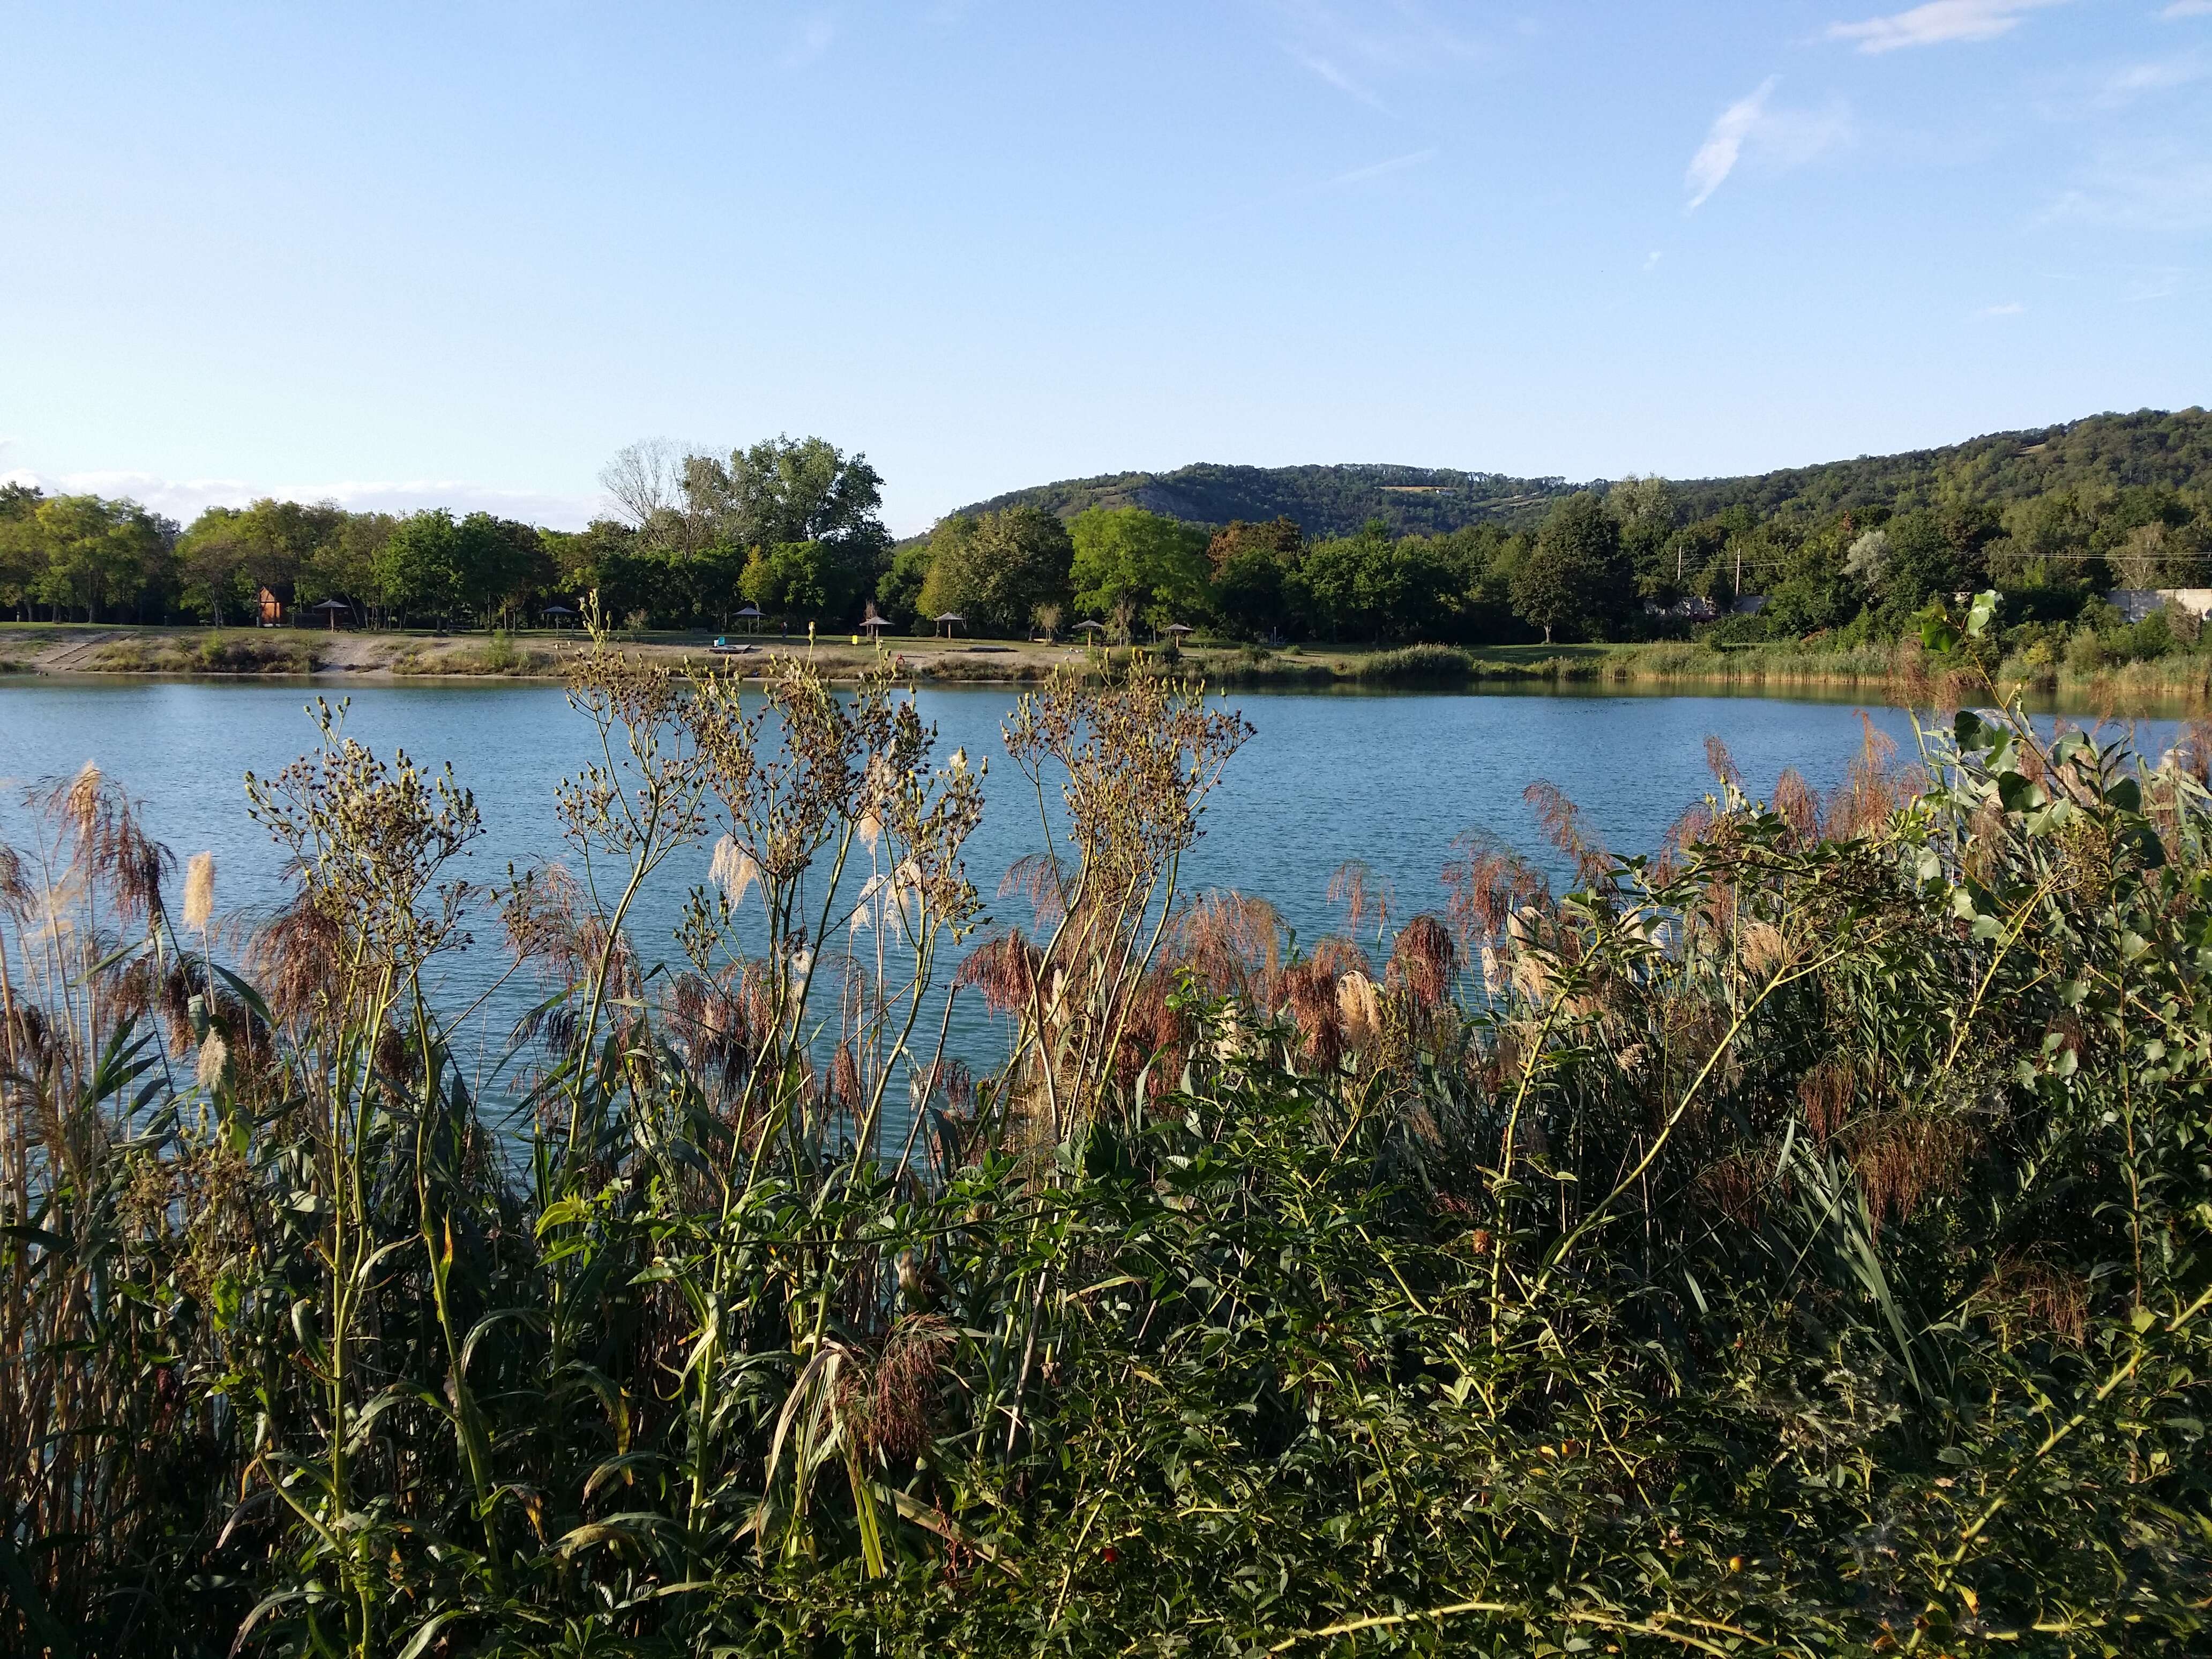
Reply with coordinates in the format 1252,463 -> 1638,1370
1643,250 -> 1664,271
1828,0 -> 2064,53
1284,47 -> 1387,109
1686,78 -> 1776,208
2097,53 -> 2208,102
1685,79 -> 1852,210
1265,1 -> 1489,108
0,468 -> 602,529
1977,300 -> 2028,315
1324,147 -> 1437,186
2162,1 -> 2212,17
2046,145 -> 2212,231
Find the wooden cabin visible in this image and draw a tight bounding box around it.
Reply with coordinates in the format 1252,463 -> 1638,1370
257,587 -> 285,626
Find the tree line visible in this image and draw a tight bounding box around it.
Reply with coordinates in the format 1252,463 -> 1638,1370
5,422 -> 2208,653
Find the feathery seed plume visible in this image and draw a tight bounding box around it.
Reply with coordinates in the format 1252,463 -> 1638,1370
710,835 -> 760,906
66,760 -> 102,832
183,851 -> 216,930
196,1029 -> 229,1092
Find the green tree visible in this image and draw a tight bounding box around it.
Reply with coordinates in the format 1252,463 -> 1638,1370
876,539 -> 932,630
375,509 -> 464,624
681,435 -> 891,618
1207,518 -> 1302,640
29,496 -> 173,623
916,507 -> 1074,636
0,484 -> 48,619
453,513 -> 552,628
741,540 -> 844,626
1069,507 -> 1208,632
1510,492 -> 1631,645
297,512 -> 396,618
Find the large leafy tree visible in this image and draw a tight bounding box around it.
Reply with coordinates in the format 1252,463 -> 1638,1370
29,495 -> 174,623
0,484 -> 44,619
616,435 -> 894,629
741,540 -> 848,626
916,507 -> 1073,636
1511,491 -> 1632,644
453,513 -> 553,628
375,509 -> 465,624
1069,507 -> 1208,632
297,512 -> 397,615
1207,518 -> 1302,640
876,539 -> 933,630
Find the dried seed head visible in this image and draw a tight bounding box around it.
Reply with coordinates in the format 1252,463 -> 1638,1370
709,835 -> 760,907
65,760 -> 103,834
183,851 -> 216,930
196,1029 -> 229,1092
1386,914 -> 1455,1008
1336,970 -> 1381,1050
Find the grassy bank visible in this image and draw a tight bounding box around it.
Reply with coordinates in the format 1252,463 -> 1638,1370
6,645 -> 2209,1656
12,619 -> 2212,711
85,630 -> 325,674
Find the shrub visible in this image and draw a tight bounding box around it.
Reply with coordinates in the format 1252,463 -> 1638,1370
1354,642 -> 1476,682
8,639 -> 2211,1656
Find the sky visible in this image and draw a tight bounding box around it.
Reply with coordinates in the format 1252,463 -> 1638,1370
3,0 -> 2209,536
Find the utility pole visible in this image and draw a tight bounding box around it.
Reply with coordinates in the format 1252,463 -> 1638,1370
1733,547 -> 1743,598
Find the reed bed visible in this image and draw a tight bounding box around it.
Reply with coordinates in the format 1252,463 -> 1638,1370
5,603 -> 2211,1657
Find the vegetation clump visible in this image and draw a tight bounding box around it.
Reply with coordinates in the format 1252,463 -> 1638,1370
85,630 -> 322,674
5,601 -> 2211,1656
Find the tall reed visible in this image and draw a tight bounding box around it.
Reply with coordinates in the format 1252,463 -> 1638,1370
5,600 -> 2209,1656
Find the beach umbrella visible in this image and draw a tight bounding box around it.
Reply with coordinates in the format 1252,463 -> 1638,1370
541,602 -> 576,631
1074,620 -> 1107,633
1163,623 -> 1195,637
934,611 -> 966,638
313,598 -> 351,631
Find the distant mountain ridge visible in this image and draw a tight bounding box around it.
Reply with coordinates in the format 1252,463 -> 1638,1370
941,408 -> 2212,541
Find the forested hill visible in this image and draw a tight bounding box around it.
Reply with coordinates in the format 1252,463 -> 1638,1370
949,407 -> 2212,539
1668,406 -> 2212,521
948,462 -> 1575,539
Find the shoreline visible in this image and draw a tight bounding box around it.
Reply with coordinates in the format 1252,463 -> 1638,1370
4,622 -> 2206,716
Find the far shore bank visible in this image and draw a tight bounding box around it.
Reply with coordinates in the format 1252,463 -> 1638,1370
4,621 -> 2207,715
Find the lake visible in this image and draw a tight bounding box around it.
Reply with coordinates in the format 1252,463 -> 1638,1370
0,677 -> 2176,1093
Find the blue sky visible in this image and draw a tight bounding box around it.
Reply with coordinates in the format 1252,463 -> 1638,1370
3,0 -> 2208,534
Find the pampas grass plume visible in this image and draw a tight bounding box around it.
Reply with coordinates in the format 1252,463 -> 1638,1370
66,760 -> 102,832
196,1029 -> 229,1092
183,851 -> 216,930
711,835 -> 760,906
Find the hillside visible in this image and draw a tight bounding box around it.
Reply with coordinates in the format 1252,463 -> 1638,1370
943,407 -> 2212,539
948,462 -> 1576,539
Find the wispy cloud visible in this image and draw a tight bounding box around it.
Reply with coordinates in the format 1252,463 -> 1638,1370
1828,0 -> 2064,53
1264,0 -> 1489,108
1686,78 -> 1776,208
1685,78 -> 1853,210
0,467 -> 602,530
2162,1 -> 2212,18
1977,300 -> 2028,316
1284,46 -> 1387,110
1643,250 -> 1664,272
1324,147 -> 1437,186
2097,52 -> 2208,103
2046,144 -> 2212,231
